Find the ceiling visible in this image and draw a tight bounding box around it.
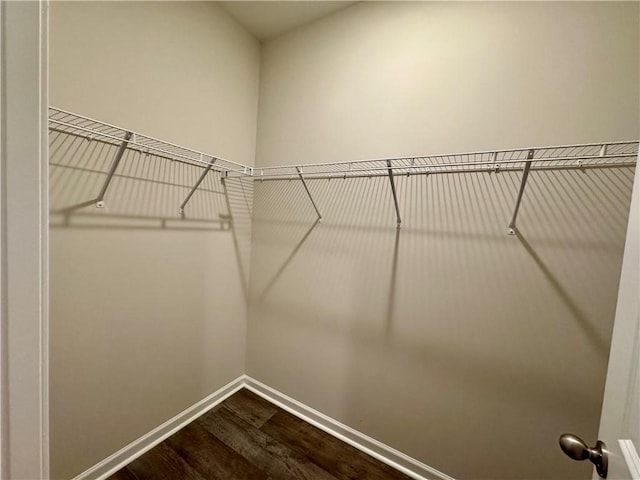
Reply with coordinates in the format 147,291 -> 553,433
220,1 -> 357,41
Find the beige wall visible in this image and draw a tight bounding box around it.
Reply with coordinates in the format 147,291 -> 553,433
50,0 -> 259,164
256,1 -> 639,166
49,2 -> 258,478
248,2 -> 639,480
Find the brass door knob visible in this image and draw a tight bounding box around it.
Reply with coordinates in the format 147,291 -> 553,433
559,433 -> 608,478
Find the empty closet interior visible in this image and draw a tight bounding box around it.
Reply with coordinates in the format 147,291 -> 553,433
48,2 -> 640,480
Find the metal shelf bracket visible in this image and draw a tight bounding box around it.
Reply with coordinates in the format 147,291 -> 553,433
296,167 -> 322,221
95,131 -> 132,208
507,149 -> 535,235
179,159 -> 216,215
599,144 -> 608,157
386,160 -> 402,228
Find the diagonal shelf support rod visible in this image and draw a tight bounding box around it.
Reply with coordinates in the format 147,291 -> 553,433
96,131 -> 132,208
507,149 -> 535,235
296,167 -> 322,220
386,160 -> 402,228
179,159 -> 216,215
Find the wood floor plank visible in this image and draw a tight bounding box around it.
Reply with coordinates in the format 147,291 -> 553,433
198,406 -> 339,480
106,390 -> 415,480
222,388 -> 279,428
262,410 -> 414,480
165,422 -> 271,480
106,467 -> 139,480
126,443 -> 207,480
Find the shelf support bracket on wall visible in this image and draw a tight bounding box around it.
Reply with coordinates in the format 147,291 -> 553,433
179,159 -> 216,215
507,149 -> 535,235
296,167 -> 322,221
386,160 -> 402,228
96,131 -> 132,208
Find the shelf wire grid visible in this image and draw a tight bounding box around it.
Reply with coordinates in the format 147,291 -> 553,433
255,142 -> 638,180
49,107 -> 637,182
48,107 -> 251,176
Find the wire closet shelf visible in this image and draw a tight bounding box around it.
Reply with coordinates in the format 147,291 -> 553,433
257,141 -> 638,179
49,107 -> 639,179
49,107 -> 251,176
48,107 -> 639,231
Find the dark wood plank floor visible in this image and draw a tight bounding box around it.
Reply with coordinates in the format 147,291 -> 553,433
107,389 -> 412,480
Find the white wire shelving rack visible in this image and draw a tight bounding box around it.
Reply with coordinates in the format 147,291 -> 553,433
48,107 -> 639,233
256,142 -> 638,179
49,107 -> 252,174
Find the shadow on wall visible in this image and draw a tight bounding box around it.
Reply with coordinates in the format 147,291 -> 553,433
247,165 -> 635,480
49,127 -> 254,293
48,127 -> 254,479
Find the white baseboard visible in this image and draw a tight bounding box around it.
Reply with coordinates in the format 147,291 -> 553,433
73,375 -> 454,480
620,440 -> 640,480
72,375 -> 245,480
244,376 -> 455,480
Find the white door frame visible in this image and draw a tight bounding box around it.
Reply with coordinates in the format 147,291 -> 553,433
597,155 -> 640,479
0,1 -> 50,478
